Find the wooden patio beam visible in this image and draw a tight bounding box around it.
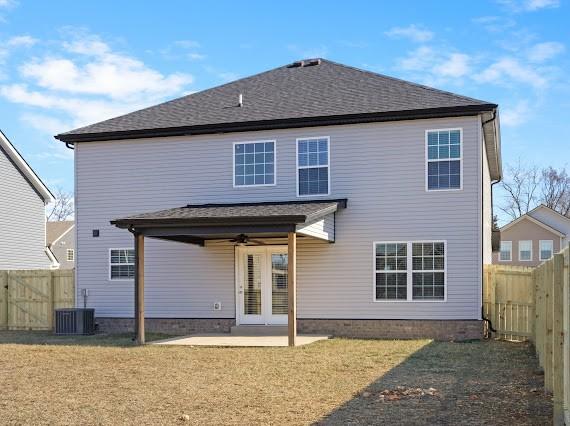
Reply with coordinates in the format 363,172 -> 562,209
288,231 -> 297,347
134,232 -> 145,345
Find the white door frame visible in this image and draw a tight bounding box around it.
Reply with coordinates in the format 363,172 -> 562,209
235,245 -> 288,325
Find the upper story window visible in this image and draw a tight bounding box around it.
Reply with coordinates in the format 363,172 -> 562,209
519,240 -> 532,261
297,137 -> 330,196
234,141 -> 275,187
539,240 -> 553,260
66,249 -> 75,262
110,248 -> 135,280
426,129 -> 462,191
499,241 -> 512,261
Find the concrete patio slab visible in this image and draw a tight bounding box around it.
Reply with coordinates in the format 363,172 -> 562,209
150,333 -> 330,347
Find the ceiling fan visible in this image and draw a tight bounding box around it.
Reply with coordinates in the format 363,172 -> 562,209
209,233 -> 267,246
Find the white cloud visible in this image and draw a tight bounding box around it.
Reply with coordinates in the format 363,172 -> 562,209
188,52 -> 206,61
385,25 -> 434,43
498,0 -> 560,11
434,53 -> 471,78
20,36 -> 193,100
501,100 -> 530,126
174,40 -> 200,49
7,35 -> 37,47
397,47 -> 472,84
21,112 -> 72,135
525,0 -> 559,10
527,41 -> 565,62
472,16 -> 516,33
0,0 -> 16,7
475,57 -> 547,88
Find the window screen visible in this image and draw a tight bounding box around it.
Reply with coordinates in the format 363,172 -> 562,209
110,249 -> 135,279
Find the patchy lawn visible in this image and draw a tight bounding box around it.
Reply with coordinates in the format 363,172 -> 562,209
0,332 -> 551,425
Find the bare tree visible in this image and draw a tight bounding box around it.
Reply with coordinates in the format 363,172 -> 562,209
498,161 -> 541,220
46,187 -> 74,221
540,167 -> 570,217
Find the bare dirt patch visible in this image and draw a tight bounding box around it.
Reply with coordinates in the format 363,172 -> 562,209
0,332 -> 551,425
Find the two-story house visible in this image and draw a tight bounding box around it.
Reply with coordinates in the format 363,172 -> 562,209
1,130 -> 56,269
47,221 -> 75,269
494,205 -> 570,267
55,59 -> 501,344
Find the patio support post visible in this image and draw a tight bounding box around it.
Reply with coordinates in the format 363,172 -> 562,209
288,231 -> 297,347
134,232 -> 145,345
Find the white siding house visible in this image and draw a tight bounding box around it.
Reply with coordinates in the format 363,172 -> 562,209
57,59 -> 501,341
0,131 -> 55,269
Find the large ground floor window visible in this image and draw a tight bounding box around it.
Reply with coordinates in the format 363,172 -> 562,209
374,241 -> 446,301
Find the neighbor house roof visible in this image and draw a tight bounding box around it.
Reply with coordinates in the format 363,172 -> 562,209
112,199 -> 347,229
500,213 -> 565,237
46,221 -> 75,246
56,58 -> 497,144
0,130 -> 54,203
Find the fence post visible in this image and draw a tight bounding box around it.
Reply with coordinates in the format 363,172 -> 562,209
545,261 -> 554,392
562,244 -> 570,425
0,271 -> 7,330
552,253 -> 564,425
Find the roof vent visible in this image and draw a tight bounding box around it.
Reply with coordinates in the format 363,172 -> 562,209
305,58 -> 321,67
287,59 -> 321,68
288,60 -> 305,68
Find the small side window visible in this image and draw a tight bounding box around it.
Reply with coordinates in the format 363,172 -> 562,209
110,249 -> 135,280
519,240 -> 532,261
499,241 -> 512,261
539,240 -> 553,261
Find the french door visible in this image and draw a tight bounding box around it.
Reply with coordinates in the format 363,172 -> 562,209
236,246 -> 288,325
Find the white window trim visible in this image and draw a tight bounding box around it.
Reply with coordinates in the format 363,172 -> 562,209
232,140 -> 277,188
66,249 -> 75,262
499,241 -> 512,262
539,239 -> 554,261
109,248 -> 135,281
425,128 -> 463,192
296,136 -> 331,197
518,240 -> 533,262
372,240 -> 447,303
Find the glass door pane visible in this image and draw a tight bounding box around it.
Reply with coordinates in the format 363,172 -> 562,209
244,254 -> 262,315
271,254 -> 288,315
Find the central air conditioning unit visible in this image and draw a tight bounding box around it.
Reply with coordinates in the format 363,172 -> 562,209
55,308 -> 96,335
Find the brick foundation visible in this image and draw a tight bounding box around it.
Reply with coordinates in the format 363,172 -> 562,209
96,317 -> 481,341
96,317 -> 235,335
298,319 -> 483,341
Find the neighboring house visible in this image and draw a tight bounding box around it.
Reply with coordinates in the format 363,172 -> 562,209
494,205 -> 570,267
0,130 -> 56,269
55,59 -> 501,342
47,221 -> 75,269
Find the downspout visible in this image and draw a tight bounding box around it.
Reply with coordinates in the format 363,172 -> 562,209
65,142 -> 75,150
481,109 -> 499,336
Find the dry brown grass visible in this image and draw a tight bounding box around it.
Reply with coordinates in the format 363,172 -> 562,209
0,332 -> 552,425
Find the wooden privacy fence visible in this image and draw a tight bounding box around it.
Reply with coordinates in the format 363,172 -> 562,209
0,269 -> 74,330
484,246 -> 570,425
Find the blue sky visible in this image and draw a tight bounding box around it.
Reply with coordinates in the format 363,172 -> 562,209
0,0 -> 568,203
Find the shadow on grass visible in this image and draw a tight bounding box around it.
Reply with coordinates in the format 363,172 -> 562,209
314,340 -> 552,426
0,331 -> 171,347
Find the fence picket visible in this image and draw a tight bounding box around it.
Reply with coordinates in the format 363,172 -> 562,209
485,245 -> 570,424
0,269 -> 74,330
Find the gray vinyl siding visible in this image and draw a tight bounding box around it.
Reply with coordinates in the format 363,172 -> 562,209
0,147 -> 51,269
50,227 -> 75,269
75,116 -> 483,320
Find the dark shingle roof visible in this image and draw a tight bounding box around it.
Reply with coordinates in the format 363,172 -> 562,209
111,199 -> 347,228
56,59 -> 496,143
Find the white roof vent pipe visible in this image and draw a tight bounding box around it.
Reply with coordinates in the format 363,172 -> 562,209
238,93 -> 243,107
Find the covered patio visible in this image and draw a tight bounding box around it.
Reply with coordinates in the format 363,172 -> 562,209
110,199 -> 347,346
